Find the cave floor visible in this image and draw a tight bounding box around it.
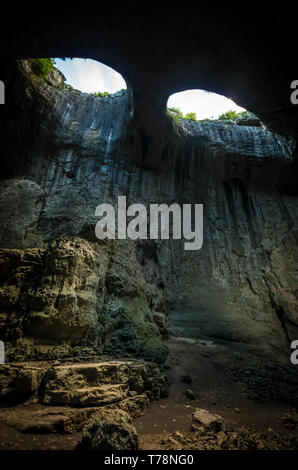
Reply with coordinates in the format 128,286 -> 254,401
0,337 -> 297,450
135,337 -> 298,450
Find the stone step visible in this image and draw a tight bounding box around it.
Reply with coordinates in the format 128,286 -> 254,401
43,383 -> 129,406
44,361 -> 150,388
0,393 -> 150,434
0,360 -> 168,408
42,360 -> 162,399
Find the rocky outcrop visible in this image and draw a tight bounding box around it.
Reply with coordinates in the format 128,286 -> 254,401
0,179 -> 45,249
0,359 -> 168,408
42,360 -> 168,406
157,424 -> 298,451
0,358 -> 168,447
102,240 -> 168,363
0,363 -> 46,404
0,236 -> 167,362
0,238 -> 109,359
81,409 -> 138,450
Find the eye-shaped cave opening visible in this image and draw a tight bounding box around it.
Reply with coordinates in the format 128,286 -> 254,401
5,57 -> 131,196
166,89 -> 261,125
53,58 -> 127,95
27,57 -> 127,97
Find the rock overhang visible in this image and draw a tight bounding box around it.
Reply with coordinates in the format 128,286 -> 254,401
1,6 -> 298,140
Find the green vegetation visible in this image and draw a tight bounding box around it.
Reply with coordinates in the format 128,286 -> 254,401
168,107 -> 183,118
232,110 -> 255,120
93,91 -> 110,98
167,106 -> 206,123
167,106 -> 249,125
167,107 -> 184,124
184,112 -> 197,121
218,110 -> 238,120
30,58 -> 55,80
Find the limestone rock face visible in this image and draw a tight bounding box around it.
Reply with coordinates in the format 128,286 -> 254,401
0,235 -> 167,362
0,61 -> 297,360
23,238 -> 109,345
0,179 -> 45,249
0,238 -> 110,359
103,240 -> 168,363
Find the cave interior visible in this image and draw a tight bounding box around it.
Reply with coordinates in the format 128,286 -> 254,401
0,5 -> 297,451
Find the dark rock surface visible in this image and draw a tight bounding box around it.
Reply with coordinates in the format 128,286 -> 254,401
229,361 -> 298,406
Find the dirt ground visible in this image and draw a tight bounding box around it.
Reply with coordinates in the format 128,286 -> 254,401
134,337 -> 298,450
0,336 -> 297,450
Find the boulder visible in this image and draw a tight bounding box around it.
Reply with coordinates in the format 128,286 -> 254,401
185,389 -> 195,400
192,408 -> 225,432
0,364 -> 46,404
81,409 -> 138,450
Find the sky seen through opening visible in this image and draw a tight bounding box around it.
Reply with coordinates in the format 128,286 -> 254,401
55,58 -> 245,119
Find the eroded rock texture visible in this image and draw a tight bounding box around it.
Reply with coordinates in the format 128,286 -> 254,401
81,408 -> 138,450
0,359 -> 168,436
0,235 -> 167,362
0,60 -> 297,363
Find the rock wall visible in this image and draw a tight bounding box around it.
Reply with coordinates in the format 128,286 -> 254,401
0,61 -> 297,361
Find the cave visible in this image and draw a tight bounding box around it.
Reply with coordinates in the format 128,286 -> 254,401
0,5 -> 297,455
